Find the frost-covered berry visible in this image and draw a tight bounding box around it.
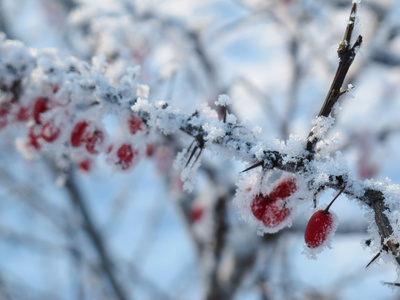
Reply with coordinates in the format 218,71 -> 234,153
86,130 -> 104,154
16,106 -> 30,122
304,185 -> 345,248
250,178 -> 296,224
262,200 -> 290,228
251,194 -> 271,220
33,97 -> 50,124
128,114 -> 143,135
117,143 -> 135,170
71,121 -> 89,147
40,121 -> 60,142
304,210 -> 334,248
269,178 -> 297,201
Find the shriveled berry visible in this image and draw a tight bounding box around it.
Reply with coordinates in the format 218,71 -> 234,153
33,97 -> 50,124
146,143 -> 155,157
52,85 -> 59,94
262,200 -> 290,228
41,121 -> 60,142
128,114 -> 143,135
269,178 -> 297,201
117,144 -> 135,170
106,144 -> 113,154
28,127 -> 41,150
71,121 -> 89,147
0,103 -> 10,129
190,206 -> 204,223
304,210 -> 334,248
251,194 -> 271,220
78,159 -> 91,172
86,130 -> 104,154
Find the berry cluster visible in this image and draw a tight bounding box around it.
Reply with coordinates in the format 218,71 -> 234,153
0,91 -> 146,173
250,178 -> 297,229
249,177 -> 344,251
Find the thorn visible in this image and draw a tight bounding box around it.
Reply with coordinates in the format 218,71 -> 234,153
352,35 -> 363,51
193,147 -> 203,165
185,145 -> 198,168
382,281 -> 400,287
222,106 -> 227,123
240,161 -> 264,173
365,252 -> 381,269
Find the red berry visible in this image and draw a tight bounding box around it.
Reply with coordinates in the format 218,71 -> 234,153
269,178 -> 297,201
71,121 -> 89,147
78,159 -> 91,172
128,114 -> 142,135
86,130 -> 104,154
304,210 -> 334,248
28,127 -> 41,150
117,144 -> 135,170
262,200 -> 290,228
191,206 -> 204,223
33,97 -> 50,124
40,121 -> 60,142
251,194 -> 271,220
146,143 -> 155,157
16,106 -> 30,122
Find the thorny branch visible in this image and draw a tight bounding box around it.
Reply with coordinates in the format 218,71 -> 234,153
0,1 -> 399,286
306,2 -> 362,154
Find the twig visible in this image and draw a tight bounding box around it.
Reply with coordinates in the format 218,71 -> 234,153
64,166 -> 129,300
206,194 -> 229,300
306,2 -> 362,154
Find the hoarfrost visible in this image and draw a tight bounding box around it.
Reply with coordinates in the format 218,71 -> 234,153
215,94 -> 232,106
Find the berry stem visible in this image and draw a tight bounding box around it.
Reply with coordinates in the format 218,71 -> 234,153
323,183 -> 346,214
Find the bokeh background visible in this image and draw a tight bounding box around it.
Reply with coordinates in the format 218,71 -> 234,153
1,0 -> 400,299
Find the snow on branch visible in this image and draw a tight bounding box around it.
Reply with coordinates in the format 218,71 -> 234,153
1,1 -> 400,275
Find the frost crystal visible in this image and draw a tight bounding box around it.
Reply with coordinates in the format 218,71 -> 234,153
215,94 -> 232,106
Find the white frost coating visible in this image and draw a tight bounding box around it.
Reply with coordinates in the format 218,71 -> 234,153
215,94 -> 232,106
310,116 -> 335,140
281,134 -> 308,164
92,55 -> 107,72
302,210 -> 339,259
173,150 -> 202,192
225,113 -> 237,124
233,172 -> 302,235
251,126 -> 262,140
136,84 -> 150,99
233,171 -> 269,225
203,122 -> 225,141
370,178 -> 400,246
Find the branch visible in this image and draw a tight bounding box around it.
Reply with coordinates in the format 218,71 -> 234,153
63,166 -> 129,300
0,1 -> 399,269
306,2 -> 362,154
